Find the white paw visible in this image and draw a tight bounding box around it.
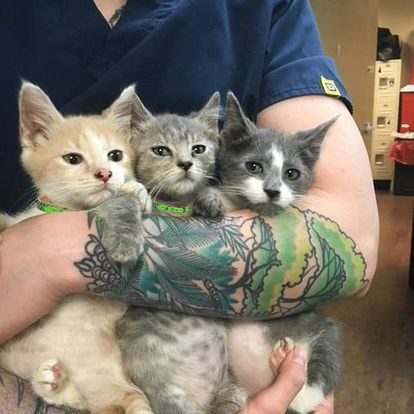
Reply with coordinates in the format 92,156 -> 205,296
32,358 -> 86,410
32,358 -> 67,395
270,337 -> 295,374
121,181 -> 152,213
289,383 -> 325,414
120,180 -> 144,194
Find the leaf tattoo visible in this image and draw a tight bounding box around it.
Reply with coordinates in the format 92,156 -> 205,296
76,205 -> 367,318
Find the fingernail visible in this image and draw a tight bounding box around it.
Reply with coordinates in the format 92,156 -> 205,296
292,350 -> 307,367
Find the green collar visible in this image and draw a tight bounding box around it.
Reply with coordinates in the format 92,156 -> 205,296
36,198 -> 191,214
37,198 -> 69,213
152,200 -> 192,214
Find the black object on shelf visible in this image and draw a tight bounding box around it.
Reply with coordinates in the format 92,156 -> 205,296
394,162 -> 414,195
377,27 -> 401,61
391,138 -> 414,195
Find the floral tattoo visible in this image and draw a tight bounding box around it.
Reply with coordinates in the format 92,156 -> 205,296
74,206 -> 367,318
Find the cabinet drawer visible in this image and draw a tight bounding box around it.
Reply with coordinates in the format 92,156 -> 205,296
372,137 -> 392,151
372,163 -> 393,179
370,138 -> 394,179
375,114 -> 395,131
377,60 -> 400,75
375,98 -> 395,113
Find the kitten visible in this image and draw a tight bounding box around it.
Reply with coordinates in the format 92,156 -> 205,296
131,90 -> 223,218
0,83 -> 153,414
219,93 -> 341,414
218,93 -> 338,214
115,92 -> 247,414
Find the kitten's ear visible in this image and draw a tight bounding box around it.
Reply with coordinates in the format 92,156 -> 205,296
221,92 -> 255,143
19,82 -> 63,148
294,115 -> 340,167
105,85 -> 152,137
195,91 -> 221,132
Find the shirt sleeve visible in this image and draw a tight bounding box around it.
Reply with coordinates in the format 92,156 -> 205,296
258,0 -> 352,113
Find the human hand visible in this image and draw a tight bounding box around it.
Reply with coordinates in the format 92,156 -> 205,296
0,212 -> 90,344
238,348 -> 334,414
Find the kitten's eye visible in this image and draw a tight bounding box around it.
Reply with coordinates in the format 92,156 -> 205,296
108,150 -> 123,162
152,146 -> 171,156
63,153 -> 83,165
192,145 -> 206,155
285,168 -> 301,180
245,161 -> 263,174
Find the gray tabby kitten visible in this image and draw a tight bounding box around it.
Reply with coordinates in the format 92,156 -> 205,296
219,93 -> 341,414
116,92 -> 248,414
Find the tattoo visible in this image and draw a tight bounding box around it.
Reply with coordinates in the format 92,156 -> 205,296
74,234 -> 129,294
108,5 -> 126,28
74,206 -> 367,318
0,368 -> 72,413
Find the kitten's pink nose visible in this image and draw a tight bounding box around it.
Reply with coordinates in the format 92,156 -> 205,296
95,169 -> 112,183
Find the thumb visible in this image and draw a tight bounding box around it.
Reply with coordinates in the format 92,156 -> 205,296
240,349 -> 307,414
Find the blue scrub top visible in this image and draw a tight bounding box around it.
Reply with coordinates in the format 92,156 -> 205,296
0,0 -> 350,213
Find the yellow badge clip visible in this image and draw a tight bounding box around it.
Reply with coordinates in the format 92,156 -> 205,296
320,76 -> 341,97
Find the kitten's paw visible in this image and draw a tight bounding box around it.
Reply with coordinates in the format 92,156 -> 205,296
32,359 -> 86,410
193,191 -> 224,218
32,359 -> 68,395
120,180 -> 143,194
271,337 -> 295,374
121,181 -> 152,214
251,203 -> 281,217
92,191 -> 145,263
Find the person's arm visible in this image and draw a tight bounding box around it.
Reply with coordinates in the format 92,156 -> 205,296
0,94 -> 378,344
78,95 -> 375,316
257,94 -> 378,293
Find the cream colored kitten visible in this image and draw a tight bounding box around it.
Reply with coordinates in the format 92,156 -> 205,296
0,83 -> 153,414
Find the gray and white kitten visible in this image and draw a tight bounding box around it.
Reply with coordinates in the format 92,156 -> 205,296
220,93 -> 341,414
215,93 -> 338,216
116,92 -> 247,414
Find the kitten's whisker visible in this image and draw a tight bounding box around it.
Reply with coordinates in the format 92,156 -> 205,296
148,170 -> 177,198
221,186 -> 245,195
9,187 -> 39,211
145,170 -> 174,187
150,174 -> 175,199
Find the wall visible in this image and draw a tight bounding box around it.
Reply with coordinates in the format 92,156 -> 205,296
310,0 -> 378,150
378,0 -> 414,86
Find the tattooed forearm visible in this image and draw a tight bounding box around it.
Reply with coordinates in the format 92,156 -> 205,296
74,207 -> 367,318
108,5 -> 126,28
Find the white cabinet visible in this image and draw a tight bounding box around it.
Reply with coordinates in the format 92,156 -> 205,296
370,59 -> 401,180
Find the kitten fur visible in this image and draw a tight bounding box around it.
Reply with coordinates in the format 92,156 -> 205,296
116,92 -> 341,414
131,91 -> 222,216
220,93 -> 341,414
0,83 -> 153,414
217,92 -> 338,215
116,92 -> 248,414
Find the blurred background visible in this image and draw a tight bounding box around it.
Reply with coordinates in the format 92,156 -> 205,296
310,1 -> 414,412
